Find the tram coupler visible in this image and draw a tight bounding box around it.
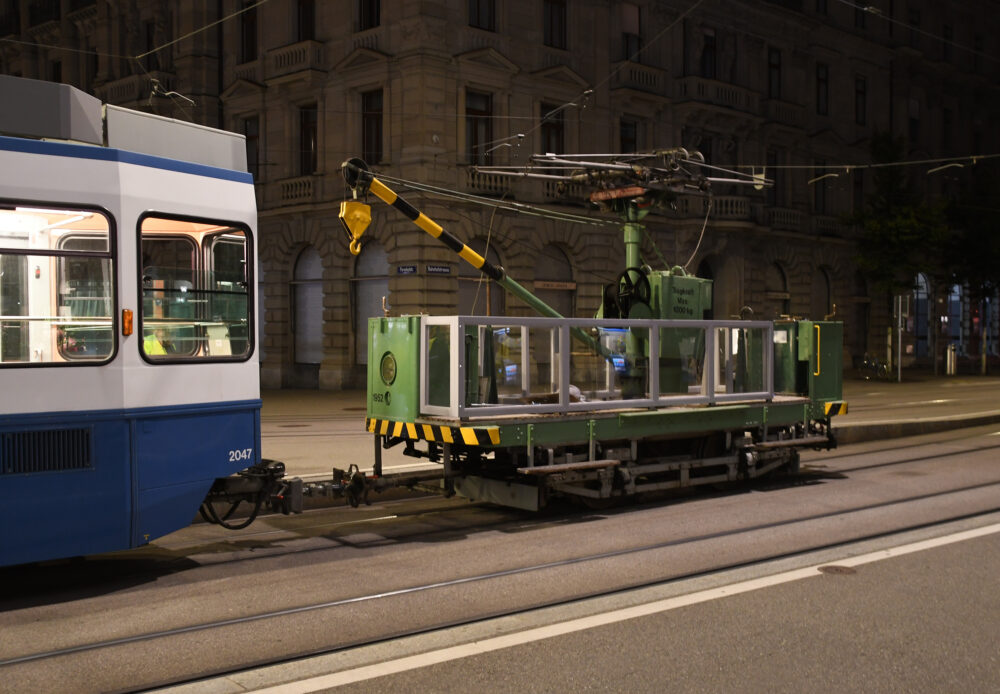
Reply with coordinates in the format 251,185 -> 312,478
217,460 -> 302,515
202,460 -> 302,529
333,464 -> 372,508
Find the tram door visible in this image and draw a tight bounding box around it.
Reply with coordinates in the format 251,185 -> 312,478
133,215 -> 256,544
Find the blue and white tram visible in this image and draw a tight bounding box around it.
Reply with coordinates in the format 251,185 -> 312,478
0,76 -> 292,567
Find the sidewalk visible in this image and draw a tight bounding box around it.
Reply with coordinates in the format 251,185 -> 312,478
834,371 -> 1000,444
261,388 -> 367,418
261,371 -> 1000,449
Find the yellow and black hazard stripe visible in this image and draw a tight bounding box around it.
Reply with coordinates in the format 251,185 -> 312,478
366,418 -> 501,446
824,401 -> 848,416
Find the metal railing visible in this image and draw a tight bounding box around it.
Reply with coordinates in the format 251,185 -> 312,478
419,315 -> 774,420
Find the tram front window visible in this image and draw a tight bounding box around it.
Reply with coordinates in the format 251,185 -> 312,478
139,215 -> 252,362
0,205 -> 113,365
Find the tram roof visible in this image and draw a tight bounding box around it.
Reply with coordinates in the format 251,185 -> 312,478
0,74 -> 247,174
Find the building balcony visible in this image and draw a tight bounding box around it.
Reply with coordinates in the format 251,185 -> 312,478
812,215 -> 851,236
233,59 -> 262,84
676,76 -> 759,115
675,195 -> 752,221
764,98 -> 805,129
763,206 -> 804,231
610,61 -> 666,95
458,27 -> 504,54
96,72 -> 174,105
353,26 -> 383,52
465,167 -> 508,195
544,178 -> 585,201
274,176 -> 317,205
265,40 -> 325,83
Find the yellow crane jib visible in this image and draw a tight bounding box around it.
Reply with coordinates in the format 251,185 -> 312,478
341,158 -> 503,282
339,200 -> 371,256
340,157 -> 608,358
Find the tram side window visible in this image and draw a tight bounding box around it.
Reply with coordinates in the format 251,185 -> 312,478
140,216 -> 251,361
207,234 -> 250,356
0,206 -> 113,365
58,237 -> 115,359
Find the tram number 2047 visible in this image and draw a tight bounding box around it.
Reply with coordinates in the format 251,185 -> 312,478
228,448 -> 254,463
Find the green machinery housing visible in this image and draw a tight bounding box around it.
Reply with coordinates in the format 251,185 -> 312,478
343,159 -> 846,510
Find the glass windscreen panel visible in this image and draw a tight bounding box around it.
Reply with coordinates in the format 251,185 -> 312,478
140,216 -> 251,361
717,326 -> 769,394
429,317 -> 774,417
0,205 -> 113,364
425,323 -> 452,408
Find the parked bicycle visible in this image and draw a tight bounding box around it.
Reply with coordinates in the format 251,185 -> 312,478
860,353 -> 889,380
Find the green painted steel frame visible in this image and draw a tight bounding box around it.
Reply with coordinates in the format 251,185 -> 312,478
424,397 -> 819,449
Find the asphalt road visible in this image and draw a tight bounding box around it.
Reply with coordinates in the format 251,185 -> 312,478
314,523 -> 1000,694
3,423 -> 1000,693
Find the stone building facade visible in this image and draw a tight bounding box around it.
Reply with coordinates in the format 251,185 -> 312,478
1,0 -> 997,386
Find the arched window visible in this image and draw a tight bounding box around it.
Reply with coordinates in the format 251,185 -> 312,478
352,241 -> 389,365
811,267 -> 832,319
533,244 -> 574,317
292,247 -> 323,364
764,263 -> 790,318
458,239 -> 504,316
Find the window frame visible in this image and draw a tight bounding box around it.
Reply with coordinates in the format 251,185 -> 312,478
361,88 -> 384,165
854,75 -> 866,125
815,62 -> 829,116
465,90 -> 494,165
137,211 -> 254,365
0,198 -> 117,368
240,0 -> 258,63
701,30 -> 717,80
620,117 -> 638,153
297,0 -> 315,41
298,103 -> 318,176
469,0 -> 496,31
767,47 -> 781,100
540,102 -> 565,155
621,2 -> 641,61
358,0 -> 380,31
543,0 -> 567,50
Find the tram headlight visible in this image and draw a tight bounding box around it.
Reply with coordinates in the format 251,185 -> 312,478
380,352 -> 397,385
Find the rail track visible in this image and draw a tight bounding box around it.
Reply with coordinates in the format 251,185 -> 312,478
2,425 -> 1000,693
